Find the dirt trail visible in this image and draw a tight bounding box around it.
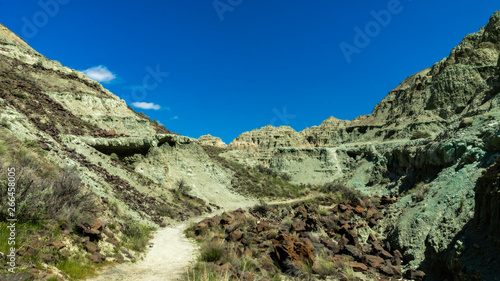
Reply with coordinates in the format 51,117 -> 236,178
90,220 -> 196,281
90,202 -> 256,281
90,193 -> 318,281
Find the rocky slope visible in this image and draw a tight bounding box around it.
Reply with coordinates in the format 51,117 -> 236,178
0,23 -> 254,279
0,9 -> 498,281
213,10 -> 500,280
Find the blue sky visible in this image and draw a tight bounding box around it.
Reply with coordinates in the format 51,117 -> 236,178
0,1 -> 498,143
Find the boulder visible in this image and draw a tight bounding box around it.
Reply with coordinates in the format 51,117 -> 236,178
364,254 -> 385,268
272,234 -> 314,268
350,261 -> 368,272
89,252 -> 106,263
291,220 -> 306,232
343,245 -> 363,261
404,269 -> 426,280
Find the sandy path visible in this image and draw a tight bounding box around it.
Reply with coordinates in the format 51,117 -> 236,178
90,193 -> 317,281
90,201 -> 257,281
90,220 -> 197,281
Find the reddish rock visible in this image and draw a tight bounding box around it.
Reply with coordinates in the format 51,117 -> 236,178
320,238 -> 340,254
379,249 -> 393,259
41,253 -> 55,263
379,261 -> 401,278
328,255 -> 354,267
89,252 -> 106,263
60,222 -> 73,235
295,206 -> 308,218
345,230 -> 359,247
244,247 -> 253,258
105,238 -> 120,248
291,220 -> 306,232
17,245 -> 37,257
233,208 -> 246,220
354,205 -> 364,215
272,234 -> 314,267
220,213 -> 235,225
113,253 -> 125,263
225,221 -> 242,233
364,255 -> 385,268
50,240 -> 65,250
343,245 -> 363,261
404,269 -> 426,281
229,231 -> 243,242
84,240 -> 98,253
256,222 -> 271,232
76,220 -> 102,241
207,216 -> 221,227
350,261 -> 368,272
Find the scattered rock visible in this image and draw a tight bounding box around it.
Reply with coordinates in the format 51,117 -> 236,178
272,234 -> 314,268
89,252 -> 106,263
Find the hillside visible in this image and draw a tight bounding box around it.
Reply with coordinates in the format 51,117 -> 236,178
207,10 -> 500,280
0,9 -> 498,281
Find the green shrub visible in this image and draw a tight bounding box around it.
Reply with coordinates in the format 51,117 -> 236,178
176,178 -> 192,196
56,256 -> 97,279
280,173 -> 292,181
68,72 -> 79,79
11,90 -> 28,99
320,183 -> 363,202
122,220 -> 155,252
33,60 -> 44,69
251,200 -> 271,216
200,240 -> 225,262
110,153 -> 120,162
0,117 -> 11,129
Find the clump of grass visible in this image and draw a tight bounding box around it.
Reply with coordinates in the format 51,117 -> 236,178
410,182 -> 429,202
186,262 -> 231,281
56,256 -> 97,280
410,131 -> 431,140
176,178 -> 192,196
33,59 -> 44,69
121,220 -> 155,252
0,117 -> 11,129
110,153 -> 120,162
11,89 -> 28,99
313,249 -> 337,277
319,183 -> 363,202
200,240 -> 225,262
341,262 -> 357,281
251,200 -> 271,217
0,136 -> 94,224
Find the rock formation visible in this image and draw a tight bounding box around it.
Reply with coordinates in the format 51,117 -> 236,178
197,134 -> 227,148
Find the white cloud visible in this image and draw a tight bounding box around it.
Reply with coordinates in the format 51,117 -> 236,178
132,102 -> 161,110
83,65 -> 116,83
171,116 -> 179,120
